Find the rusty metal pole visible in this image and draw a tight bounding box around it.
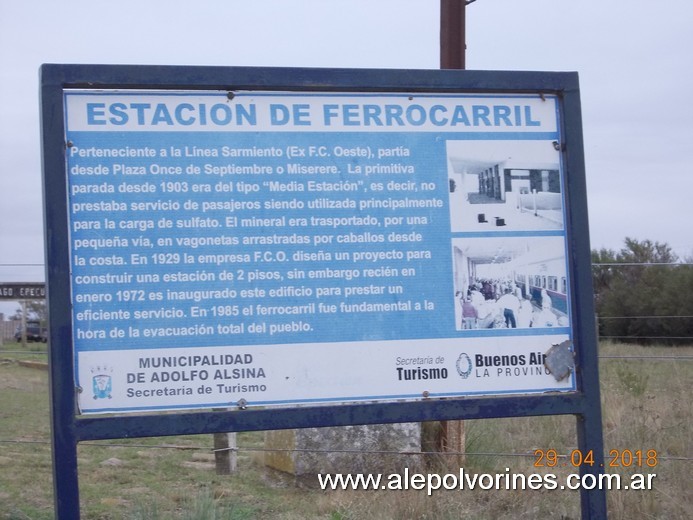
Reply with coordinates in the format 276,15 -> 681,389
440,0 -> 467,467
440,0 -> 467,70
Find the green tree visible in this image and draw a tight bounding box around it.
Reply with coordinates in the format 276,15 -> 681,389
14,300 -> 47,324
592,238 -> 692,345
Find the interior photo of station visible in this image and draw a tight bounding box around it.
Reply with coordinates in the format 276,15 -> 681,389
447,140 -> 564,232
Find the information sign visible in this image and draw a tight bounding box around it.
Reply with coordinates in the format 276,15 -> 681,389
63,88 -> 577,414
0,283 -> 46,300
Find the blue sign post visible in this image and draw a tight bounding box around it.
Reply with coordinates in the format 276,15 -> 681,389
41,64 -> 606,518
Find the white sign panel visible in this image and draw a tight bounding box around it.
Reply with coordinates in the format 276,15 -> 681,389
64,90 -> 575,414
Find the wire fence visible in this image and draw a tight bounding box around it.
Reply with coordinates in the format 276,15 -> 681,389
1,261 -> 691,469
0,438 -> 690,463
1,354 -> 690,477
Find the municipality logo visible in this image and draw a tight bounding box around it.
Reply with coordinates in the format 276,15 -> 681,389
456,353 -> 473,379
91,365 -> 113,400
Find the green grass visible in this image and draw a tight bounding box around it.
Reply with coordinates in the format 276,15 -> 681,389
1,341 -> 691,519
0,339 -> 48,357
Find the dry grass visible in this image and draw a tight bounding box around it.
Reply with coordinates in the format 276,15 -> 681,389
597,341 -> 692,519
0,341 -> 690,519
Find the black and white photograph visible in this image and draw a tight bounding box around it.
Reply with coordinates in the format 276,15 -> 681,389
447,140 -> 564,233
452,235 -> 569,331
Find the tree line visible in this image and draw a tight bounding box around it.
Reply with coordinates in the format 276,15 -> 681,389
591,238 -> 693,345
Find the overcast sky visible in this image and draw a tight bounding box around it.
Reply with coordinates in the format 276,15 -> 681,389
1,0 -> 691,315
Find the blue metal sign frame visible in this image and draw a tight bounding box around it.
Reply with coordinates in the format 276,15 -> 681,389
40,64 -> 606,518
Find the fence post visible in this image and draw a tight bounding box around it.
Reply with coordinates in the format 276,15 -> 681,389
212,409 -> 237,475
213,432 -> 237,474
441,419 -> 466,468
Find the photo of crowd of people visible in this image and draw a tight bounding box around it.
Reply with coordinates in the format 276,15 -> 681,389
452,236 -> 569,331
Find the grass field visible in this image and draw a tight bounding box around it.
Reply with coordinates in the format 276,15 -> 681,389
0,340 -> 690,519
